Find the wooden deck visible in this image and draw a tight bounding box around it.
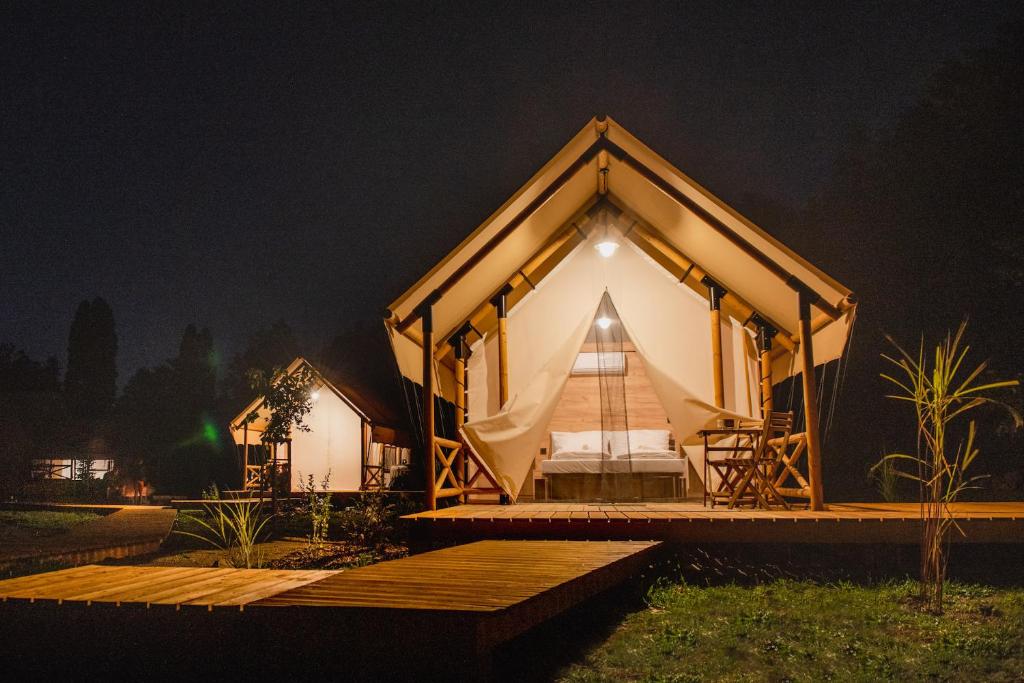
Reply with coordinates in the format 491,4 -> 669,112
0,540 -> 660,676
404,501 -> 1024,545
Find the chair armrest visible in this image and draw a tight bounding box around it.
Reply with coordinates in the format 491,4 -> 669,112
698,428 -> 762,437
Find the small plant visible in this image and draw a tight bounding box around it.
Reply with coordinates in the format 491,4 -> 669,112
871,452 -> 900,502
175,486 -> 271,568
874,322 -> 1020,613
336,492 -> 396,550
298,471 -> 332,551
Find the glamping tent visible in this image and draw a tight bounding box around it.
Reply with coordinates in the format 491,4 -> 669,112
229,357 -> 410,494
385,117 -> 856,510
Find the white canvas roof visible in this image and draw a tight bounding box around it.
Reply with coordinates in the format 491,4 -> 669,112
384,118 -> 857,499
229,357 -> 370,444
386,117 -> 855,381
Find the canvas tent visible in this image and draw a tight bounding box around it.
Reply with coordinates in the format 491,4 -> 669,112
229,357 -> 409,493
385,117 -> 856,509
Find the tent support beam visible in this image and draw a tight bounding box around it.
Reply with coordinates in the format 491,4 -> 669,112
770,296 -> 857,361
798,291 -> 825,511
601,137 -> 844,320
625,218 -> 796,354
394,139 -> 605,333
703,277 -> 727,409
450,331 -> 470,503
241,426 -> 249,490
433,219 -> 588,361
421,292 -> 440,510
755,318 -> 777,414
492,286 -> 512,408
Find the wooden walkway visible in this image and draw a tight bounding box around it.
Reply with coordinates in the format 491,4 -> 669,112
0,540 -> 660,676
404,501 -> 1024,545
0,506 -> 178,572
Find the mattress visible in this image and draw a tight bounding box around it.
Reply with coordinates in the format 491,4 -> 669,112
550,449 -> 609,461
540,457 -> 686,475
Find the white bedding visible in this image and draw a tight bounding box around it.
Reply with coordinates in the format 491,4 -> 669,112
541,455 -> 685,475
550,449 -> 609,461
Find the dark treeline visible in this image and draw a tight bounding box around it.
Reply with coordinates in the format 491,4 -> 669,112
0,301 -> 307,498
739,25 -> 1023,500
1,26 -> 1020,502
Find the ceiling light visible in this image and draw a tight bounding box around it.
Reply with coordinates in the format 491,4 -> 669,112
310,390 -> 321,402
595,317 -> 613,330
595,240 -> 619,258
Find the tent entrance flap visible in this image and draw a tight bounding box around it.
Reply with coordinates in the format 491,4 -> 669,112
461,220 -> 753,501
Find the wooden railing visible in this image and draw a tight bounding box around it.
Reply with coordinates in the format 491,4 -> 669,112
771,432 -> 812,499
430,435 -> 503,507
433,437 -> 464,500
242,461 -> 289,493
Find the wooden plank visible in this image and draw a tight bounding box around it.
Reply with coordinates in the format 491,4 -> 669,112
403,502 -> 1024,545
254,540 -> 659,613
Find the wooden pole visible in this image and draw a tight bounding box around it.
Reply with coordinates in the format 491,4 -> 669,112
628,222 -> 796,354
492,286 -> 512,409
242,425 -> 249,491
394,140 -> 605,333
270,441 -> 278,531
451,332 -> 468,502
421,293 -> 438,510
798,291 -> 825,510
360,419 -> 368,490
756,320 -> 776,415
286,439 -> 293,496
703,277 -> 727,409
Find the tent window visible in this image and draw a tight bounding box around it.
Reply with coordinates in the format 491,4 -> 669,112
571,351 -> 626,377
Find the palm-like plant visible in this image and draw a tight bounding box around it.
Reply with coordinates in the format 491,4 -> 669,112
875,322 -> 1020,612
175,487 -> 270,568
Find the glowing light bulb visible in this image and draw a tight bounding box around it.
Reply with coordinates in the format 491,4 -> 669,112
310,390 -> 321,402
596,317 -> 613,330
595,240 -> 619,258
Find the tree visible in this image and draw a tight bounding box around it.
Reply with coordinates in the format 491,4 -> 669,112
243,363 -> 317,524
792,25 -> 1024,500
224,320 -> 299,407
113,325 -> 232,496
0,346 -> 68,498
64,298 -> 118,420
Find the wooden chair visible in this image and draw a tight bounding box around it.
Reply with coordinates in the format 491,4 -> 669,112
702,411 -> 794,509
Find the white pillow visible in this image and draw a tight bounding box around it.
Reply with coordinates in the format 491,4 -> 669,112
550,431 -> 603,454
628,429 -> 671,452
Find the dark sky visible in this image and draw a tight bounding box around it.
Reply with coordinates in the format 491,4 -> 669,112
3,1 -> 1022,383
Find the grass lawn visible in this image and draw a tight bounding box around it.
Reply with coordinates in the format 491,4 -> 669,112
558,580 -> 1024,682
0,510 -> 100,536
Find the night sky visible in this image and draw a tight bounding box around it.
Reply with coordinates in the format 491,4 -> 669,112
3,1 -> 1022,382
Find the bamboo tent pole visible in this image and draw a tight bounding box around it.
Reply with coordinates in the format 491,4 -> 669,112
433,220 -> 587,361
626,222 -> 797,354
421,293 -> 439,510
703,277 -> 727,409
756,319 -> 776,415
798,291 -> 825,510
450,331 -> 468,502
242,425 -> 249,491
492,286 -> 512,409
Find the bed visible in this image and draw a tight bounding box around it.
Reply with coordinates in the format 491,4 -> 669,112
539,430 -> 687,500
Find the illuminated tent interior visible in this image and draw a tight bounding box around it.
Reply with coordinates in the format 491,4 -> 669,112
384,117 -> 856,508
229,357 -> 409,494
